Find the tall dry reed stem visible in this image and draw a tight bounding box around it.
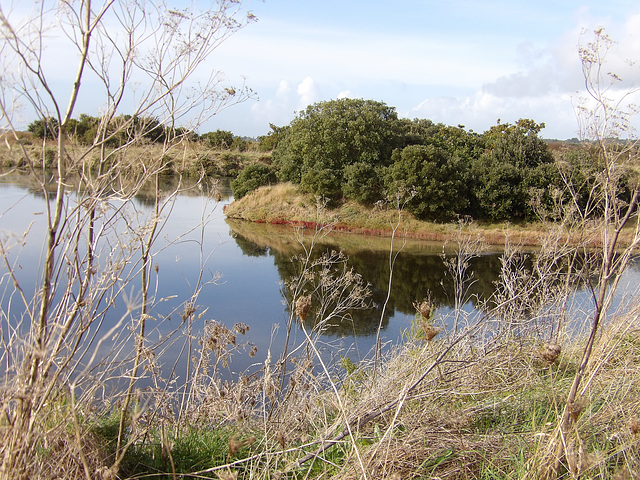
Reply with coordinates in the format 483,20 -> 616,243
0,1 -> 254,477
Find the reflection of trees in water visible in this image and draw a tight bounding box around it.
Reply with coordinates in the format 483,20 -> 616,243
134,176 -> 232,207
347,251 -> 503,314
231,231 -> 269,257
4,172 -> 234,207
270,248 -> 391,337
227,229 -> 506,338
227,226 -> 604,339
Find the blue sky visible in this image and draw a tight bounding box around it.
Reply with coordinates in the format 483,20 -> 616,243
4,0 -> 640,140
202,0 -> 640,139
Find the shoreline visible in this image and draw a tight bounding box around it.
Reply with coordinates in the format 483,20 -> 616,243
223,183 -> 620,249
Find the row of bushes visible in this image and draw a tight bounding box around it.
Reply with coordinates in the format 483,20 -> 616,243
27,115 -> 261,152
231,99 -> 597,223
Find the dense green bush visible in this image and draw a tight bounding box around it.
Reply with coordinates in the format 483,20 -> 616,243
273,98 -> 403,191
384,145 -> 470,221
257,123 -> 289,151
201,129 -> 234,149
470,119 -> 557,220
300,167 -> 342,201
27,117 -> 59,140
342,162 -> 384,204
268,103 -> 561,221
231,162 -> 277,199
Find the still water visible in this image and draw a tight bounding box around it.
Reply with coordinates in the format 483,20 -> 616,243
1,173 -> 638,384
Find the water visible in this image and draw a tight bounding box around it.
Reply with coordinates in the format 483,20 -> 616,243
1,172 -> 638,387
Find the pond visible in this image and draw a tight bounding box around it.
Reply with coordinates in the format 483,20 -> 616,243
1,172 -> 638,386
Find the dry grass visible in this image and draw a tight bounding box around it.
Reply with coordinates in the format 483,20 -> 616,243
317,311 -> 640,479
3,227 -> 639,479
0,132 -> 266,177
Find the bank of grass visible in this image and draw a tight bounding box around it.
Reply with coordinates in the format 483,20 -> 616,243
32,308 -> 640,479
224,183 -> 558,247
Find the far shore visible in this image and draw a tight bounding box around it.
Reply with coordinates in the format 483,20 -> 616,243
224,183 -> 625,249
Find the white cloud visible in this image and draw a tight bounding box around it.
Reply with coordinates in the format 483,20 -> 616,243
410,91 -> 580,139
276,80 -> 292,99
296,77 -> 320,110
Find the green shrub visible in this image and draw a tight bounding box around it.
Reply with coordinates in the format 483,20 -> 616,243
342,162 -> 383,204
231,162 -> 277,199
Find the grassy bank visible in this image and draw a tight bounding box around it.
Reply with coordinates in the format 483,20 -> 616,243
0,131 -> 268,178
224,183 -> 613,248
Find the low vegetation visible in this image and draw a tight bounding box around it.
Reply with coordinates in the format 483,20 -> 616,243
224,182 -> 561,246
0,129 -> 269,179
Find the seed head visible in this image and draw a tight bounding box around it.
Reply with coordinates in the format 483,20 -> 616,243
413,298 -> 433,320
296,295 -> 312,321
568,398 -> 586,423
422,324 -> 442,342
228,436 -> 243,457
540,343 -> 562,364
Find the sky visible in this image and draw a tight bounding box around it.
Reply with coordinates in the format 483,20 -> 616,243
4,0 -> 640,140
199,0 -> 640,139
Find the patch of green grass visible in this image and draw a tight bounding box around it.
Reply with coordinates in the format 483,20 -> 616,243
121,427 -> 240,479
90,412 -> 255,479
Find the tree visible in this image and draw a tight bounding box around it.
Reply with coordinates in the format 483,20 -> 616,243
27,117 -> 59,139
342,161 -> 384,204
202,129 -> 235,149
258,123 -> 289,151
472,119 -> 557,221
0,0 -> 255,477
231,162 -> 277,199
273,98 -> 404,196
384,144 -> 470,221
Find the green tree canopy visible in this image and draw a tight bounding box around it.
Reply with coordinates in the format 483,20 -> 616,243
231,162 -> 277,199
272,98 -> 404,195
471,119 -> 557,220
27,117 -> 59,139
201,129 -> 234,149
384,144 -> 470,221
257,123 -> 289,151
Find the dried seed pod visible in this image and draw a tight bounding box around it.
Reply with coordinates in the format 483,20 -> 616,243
296,295 -> 312,321
418,300 -> 432,320
540,343 -> 562,364
568,398 -> 586,423
423,324 -> 442,342
228,436 -> 243,457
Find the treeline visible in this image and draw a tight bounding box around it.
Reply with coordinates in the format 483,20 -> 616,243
23,101 -> 610,224
27,115 -> 256,151
232,98 -> 606,223
20,115 -> 267,178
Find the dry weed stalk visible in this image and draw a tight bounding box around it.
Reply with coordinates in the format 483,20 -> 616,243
0,0 -> 255,477
526,28 -> 640,478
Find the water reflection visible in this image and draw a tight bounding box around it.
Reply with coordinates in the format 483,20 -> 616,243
226,220 -> 508,338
